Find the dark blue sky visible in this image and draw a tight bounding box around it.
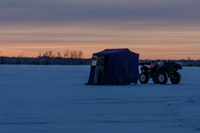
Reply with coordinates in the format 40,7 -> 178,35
1,0 -> 200,24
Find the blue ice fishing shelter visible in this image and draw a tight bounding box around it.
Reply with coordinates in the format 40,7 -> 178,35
86,48 -> 139,85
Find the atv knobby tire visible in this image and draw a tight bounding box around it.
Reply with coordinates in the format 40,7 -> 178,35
158,71 -> 168,84
170,71 -> 181,84
139,72 -> 149,84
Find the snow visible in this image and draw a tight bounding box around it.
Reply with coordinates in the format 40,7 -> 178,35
0,65 -> 200,133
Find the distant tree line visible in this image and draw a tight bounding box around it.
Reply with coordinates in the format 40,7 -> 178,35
38,49 -> 84,59
0,57 -> 91,65
0,50 -> 200,66
0,49 -> 84,59
0,49 -> 90,65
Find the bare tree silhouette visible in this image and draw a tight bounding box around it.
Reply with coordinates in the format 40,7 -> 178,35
18,52 -> 24,58
70,51 -> 76,58
56,52 -> 61,58
42,51 -> 54,58
38,51 -> 42,58
63,49 -> 69,58
78,50 -> 84,59
187,56 -> 191,61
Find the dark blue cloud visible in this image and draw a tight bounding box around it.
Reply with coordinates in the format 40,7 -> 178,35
0,0 -> 200,24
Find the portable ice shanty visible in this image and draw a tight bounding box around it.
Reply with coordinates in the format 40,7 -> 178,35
86,48 -> 139,85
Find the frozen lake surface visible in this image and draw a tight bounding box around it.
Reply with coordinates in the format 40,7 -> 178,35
0,65 -> 200,133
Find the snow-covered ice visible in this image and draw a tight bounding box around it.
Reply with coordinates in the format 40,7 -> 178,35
0,65 -> 200,133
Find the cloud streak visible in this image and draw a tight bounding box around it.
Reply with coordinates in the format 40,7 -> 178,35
1,0 -> 200,24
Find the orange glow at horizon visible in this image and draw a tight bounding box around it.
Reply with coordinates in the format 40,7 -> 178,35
0,22 -> 200,60
1,43 -> 199,60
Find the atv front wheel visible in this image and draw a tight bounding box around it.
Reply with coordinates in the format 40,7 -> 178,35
158,71 -> 168,84
139,72 -> 149,84
170,72 -> 181,84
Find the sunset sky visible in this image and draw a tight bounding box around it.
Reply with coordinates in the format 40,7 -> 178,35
0,0 -> 200,59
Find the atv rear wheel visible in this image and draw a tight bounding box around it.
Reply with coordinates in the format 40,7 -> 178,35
158,71 -> 168,84
139,72 -> 149,84
170,72 -> 181,84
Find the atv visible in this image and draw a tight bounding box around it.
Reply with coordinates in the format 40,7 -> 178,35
139,61 -> 182,84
